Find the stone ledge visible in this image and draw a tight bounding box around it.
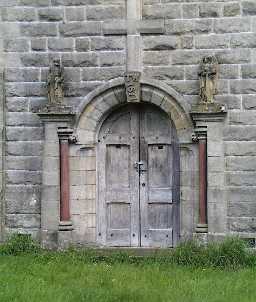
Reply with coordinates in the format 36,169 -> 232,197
190,103 -> 227,125
36,105 -> 75,123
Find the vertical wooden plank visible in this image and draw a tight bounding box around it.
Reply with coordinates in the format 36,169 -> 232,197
172,124 -> 180,247
97,139 -> 107,245
130,105 -> 140,246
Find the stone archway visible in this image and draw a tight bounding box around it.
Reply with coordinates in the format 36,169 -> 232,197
75,77 -> 193,145
69,78 -> 197,246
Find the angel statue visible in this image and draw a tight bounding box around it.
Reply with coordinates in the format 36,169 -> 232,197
198,56 -> 218,104
47,59 -> 64,105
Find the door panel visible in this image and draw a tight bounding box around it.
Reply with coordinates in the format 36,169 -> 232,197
97,105 -> 140,247
106,202 -> 131,246
148,144 -> 172,188
140,105 -> 176,248
97,103 -> 179,247
106,144 -> 130,188
105,144 -> 132,245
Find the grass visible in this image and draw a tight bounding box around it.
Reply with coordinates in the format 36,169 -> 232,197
1,254 -> 256,302
1,235 -> 256,302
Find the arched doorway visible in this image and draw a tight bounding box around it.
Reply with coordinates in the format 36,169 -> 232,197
97,102 -> 180,247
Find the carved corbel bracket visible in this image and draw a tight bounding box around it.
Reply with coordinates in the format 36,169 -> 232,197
68,134 -> 78,144
192,133 -> 199,143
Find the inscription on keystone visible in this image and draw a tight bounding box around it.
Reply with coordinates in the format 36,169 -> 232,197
124,72 -> 141,102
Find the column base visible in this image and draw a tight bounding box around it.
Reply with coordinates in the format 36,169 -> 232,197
58,221 -> 73,249
193,232 -> 208,246
41,230 -> 58,250
195,223 -> 208,233
59,220 -> 73,231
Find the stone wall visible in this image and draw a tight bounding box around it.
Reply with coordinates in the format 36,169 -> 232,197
70,145 -> 96,244
0,0 -> 256,240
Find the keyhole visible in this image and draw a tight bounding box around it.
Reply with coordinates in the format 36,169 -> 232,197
142,183 -> 145,187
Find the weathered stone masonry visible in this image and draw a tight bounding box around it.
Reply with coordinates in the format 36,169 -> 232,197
0,0 -> 256,245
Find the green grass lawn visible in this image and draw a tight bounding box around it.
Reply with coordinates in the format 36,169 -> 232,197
0,254 -> 256,302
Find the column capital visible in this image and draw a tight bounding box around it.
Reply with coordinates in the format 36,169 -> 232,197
190,107 -> 227,127
190,109 -> 227,143
57,127 -> 77,143
192,130 -> 207,143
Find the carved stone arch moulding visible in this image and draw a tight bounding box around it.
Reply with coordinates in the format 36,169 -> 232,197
75,77 -> 193,145
71,77 -> 198,245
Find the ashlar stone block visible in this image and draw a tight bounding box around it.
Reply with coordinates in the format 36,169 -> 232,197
6,214 -> 40,228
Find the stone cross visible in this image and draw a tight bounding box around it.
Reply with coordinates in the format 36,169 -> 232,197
103,0 -> 165,73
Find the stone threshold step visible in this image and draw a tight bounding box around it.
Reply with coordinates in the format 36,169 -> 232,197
78,247 -> 173,257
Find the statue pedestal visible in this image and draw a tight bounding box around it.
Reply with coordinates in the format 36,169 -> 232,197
191,102 -> 226,114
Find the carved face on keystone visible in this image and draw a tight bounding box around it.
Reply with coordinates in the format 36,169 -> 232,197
203,56 -> 212,64
202,56 -> 218,65
53,59 -> 61,67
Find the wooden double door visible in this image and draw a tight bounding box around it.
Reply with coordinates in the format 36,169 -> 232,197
97,103 -> 179,247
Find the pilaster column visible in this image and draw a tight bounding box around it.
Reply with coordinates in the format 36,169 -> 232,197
58,128 -> 73,231
191,109 -> 227,241
193,131 -> 208,233
37,108 -> 75,249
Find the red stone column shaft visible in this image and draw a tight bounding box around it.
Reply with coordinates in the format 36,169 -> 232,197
198,137 -> 207,225
59,139 -> 70,222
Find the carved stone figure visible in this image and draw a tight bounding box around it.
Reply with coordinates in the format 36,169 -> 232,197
124,72 -> 141,103
198,56 -> 218,104
47,59 -> 64,105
